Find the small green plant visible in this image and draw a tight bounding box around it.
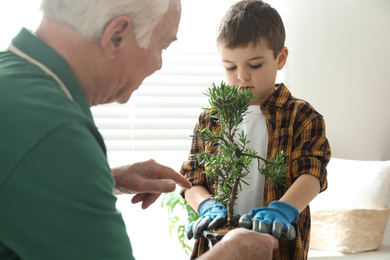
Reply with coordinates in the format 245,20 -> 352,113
194,82 -> 286,227
161,188 -> 199,255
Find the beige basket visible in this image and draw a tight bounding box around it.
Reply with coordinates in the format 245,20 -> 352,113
310,208 -> 390,253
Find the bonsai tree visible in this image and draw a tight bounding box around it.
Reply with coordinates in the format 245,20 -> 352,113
194,82 -> 287,228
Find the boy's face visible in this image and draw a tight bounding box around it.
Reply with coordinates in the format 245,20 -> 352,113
218,40 -> 287,105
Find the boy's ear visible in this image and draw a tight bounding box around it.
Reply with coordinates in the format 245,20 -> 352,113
277,47 -> 288,70
101,16 -> 134,59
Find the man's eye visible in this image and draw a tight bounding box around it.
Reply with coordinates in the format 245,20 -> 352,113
250,64 -> 262,69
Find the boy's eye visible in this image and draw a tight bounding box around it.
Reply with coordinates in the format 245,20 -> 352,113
226,66 -> 237,71
250,64 -> 262,69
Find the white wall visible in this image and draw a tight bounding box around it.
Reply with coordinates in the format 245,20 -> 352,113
286,0 -> 390,246
0,1 -> 41,49
286,0 -> 390,161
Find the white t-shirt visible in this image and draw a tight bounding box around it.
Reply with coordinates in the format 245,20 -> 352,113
233,105 -> 268,215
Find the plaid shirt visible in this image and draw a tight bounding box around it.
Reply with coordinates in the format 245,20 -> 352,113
180,84 -> 331,260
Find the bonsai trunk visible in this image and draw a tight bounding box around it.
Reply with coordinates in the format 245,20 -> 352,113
227,177 -> 240,227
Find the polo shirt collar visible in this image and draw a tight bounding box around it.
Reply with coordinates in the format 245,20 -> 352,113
11,28 -> 94,123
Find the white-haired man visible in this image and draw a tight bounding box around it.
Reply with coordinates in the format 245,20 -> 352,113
0,0 -> 278,259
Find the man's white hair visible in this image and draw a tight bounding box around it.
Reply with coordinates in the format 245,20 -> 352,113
40,0 -> 171,48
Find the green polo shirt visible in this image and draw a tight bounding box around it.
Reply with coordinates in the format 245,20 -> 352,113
0,28 -> 134,260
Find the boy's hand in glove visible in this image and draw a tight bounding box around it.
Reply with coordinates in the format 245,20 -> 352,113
186,198 -> 240,240
239,201 -> 299,240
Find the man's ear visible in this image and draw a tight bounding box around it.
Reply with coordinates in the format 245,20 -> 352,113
101,16 -> 133,59
277,47 -> 288,70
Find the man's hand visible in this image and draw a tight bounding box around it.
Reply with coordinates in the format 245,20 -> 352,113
199,228 -> 278,260
239,201 -> 299,240
112,159 -> 191,209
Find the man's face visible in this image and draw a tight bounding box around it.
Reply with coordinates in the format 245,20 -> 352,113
116,0 -> 181,103
218,40 -> 284,105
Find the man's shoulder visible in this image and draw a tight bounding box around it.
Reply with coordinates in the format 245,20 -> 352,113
0,72 -> 98,177
0,74 -> 88,131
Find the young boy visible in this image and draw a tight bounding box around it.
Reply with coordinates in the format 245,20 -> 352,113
180,0 -> 331,259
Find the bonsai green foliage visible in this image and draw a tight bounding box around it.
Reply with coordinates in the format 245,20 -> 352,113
194,82 -> 286,227
161,189 -> 199,255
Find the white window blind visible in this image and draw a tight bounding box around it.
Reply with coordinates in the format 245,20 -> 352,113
91,0 -> 290,170
91,51 -> 225,169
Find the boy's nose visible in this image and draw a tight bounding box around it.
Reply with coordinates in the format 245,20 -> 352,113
237,69 -> 250,81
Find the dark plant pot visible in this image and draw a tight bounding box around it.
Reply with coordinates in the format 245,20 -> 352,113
203,230 -> 226,248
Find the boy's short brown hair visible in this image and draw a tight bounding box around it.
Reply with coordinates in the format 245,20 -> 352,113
217,0 -> 285,59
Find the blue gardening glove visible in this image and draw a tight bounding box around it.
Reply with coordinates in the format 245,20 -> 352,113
239,201 -> 299,240
186,198 -> 228,240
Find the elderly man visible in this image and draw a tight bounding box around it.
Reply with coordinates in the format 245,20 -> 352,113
0,0 -> 278,259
